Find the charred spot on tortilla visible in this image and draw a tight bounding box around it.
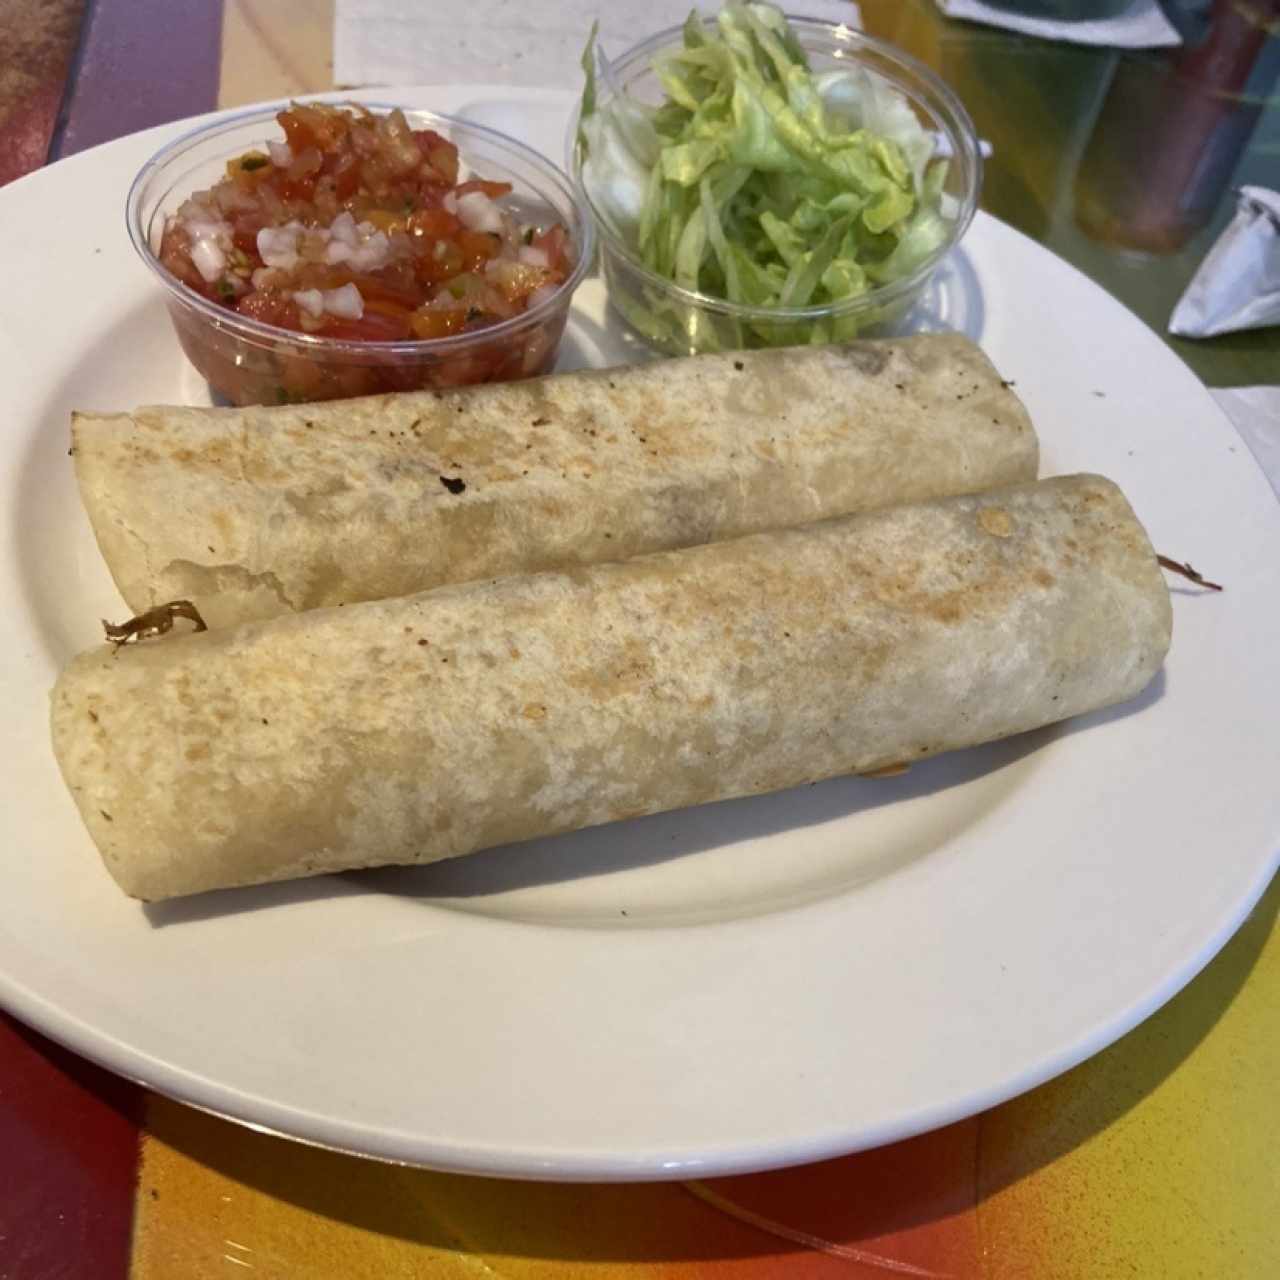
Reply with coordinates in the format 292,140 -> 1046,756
837,343 -> 891,377
978,508 -> 1014,538
102,600 -> 208,648
440,476 -> 466,495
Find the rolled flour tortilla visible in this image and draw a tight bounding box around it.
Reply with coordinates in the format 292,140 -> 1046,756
51,474 -> 1170,902
71,335 -> 1036,629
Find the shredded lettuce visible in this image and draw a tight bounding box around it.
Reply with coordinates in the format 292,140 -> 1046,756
576,2 -> 954,349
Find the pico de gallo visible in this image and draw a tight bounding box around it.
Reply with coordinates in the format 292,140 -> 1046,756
158,103 -> 574,346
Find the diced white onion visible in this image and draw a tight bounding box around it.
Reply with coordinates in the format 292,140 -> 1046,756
323,283 -> 364,320
257,224 -> 302,270
289,284 -> 364,321
442,191 -> 458,214
346,230 -> 391,272
527,283 -> 560,310
329,211 -> 358,244
183,217 -> 233,282
518,246 -> 550,269
293,288 -> 324,318
455,191 -> 503,235
190,238 -> 227,282
268,140 -> 293,168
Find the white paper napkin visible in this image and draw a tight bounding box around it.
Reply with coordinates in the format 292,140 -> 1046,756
1212,386 -> 1280,501
335,1 -> 863,90
1170,187 -> 1280,340
935,0 -> 1181,48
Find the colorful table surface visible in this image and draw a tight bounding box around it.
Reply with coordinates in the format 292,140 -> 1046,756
1,1 -> 1277,1276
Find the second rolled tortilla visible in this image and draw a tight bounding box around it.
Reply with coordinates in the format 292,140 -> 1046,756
72,335 -> 1035,628
52,475 -> 1170,901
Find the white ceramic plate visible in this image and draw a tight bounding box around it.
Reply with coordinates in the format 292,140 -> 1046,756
1,88 -> 1277,1181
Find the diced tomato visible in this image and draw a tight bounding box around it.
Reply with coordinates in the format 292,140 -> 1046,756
490,261 -> 551,305
419,137 -> 459,186
318,309 -> 414,341
414,241 -> 466,285
428,348 -> 505,388
351,272 -> 420,309
455,179 -> 513,199
329,150 -> 360,200
165,103 -> 574,402
410,308 -> 467,339
287,147 -> 323,180
360,299 -> 415,337
532,225 -> 570,275
230,214 -> 265,255
457,228 -> 500,271
479,285 -> 520,320
414,130 -> 459,184
277,110 -> 316,153
236,291 -> 303,331
274,352 -> 329,400
277,175 -> 316,202
414,180 -> 452,211
408,207 -> 461,239
363,209 -> 406,234
287,104 -> 348,151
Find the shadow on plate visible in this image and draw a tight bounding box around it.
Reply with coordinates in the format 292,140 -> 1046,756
143,731 -> 1052,931
348,729 -> 1052,909
143,670 -> 1164,931
352,669 -> 1164,911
